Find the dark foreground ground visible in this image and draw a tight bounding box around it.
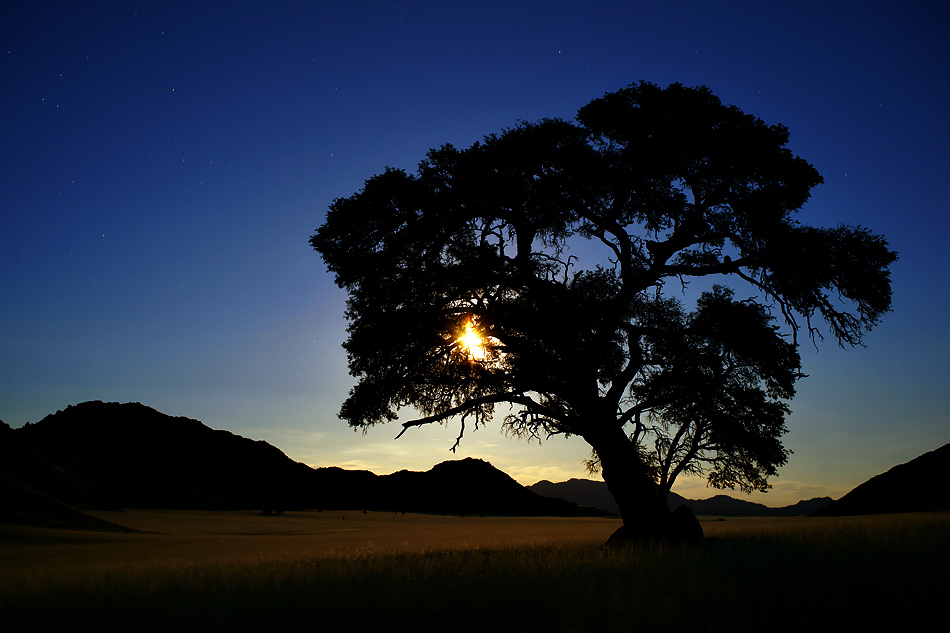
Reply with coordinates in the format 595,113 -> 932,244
2,511 -> 947,632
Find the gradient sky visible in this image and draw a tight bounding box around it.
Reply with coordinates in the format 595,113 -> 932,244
3,1 -> 948,506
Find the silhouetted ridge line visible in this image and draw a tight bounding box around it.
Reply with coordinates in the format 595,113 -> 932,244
528,478 -> 833,517
10,401 -> 318,512
810,443 -> 950,516
1,401 -> 609,523
0,473 -> 140,532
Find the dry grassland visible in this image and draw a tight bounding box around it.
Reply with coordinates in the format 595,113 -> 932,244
1,509 -> 620,572
2,510 -> 948,632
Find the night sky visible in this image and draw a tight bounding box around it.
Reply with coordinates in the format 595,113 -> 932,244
3,1 -> 948,505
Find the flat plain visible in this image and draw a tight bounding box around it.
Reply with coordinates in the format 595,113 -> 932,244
1,509 -> 621,572
2,510 -> 948,631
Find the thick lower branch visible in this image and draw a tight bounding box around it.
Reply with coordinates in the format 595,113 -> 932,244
394,392 -> 553,439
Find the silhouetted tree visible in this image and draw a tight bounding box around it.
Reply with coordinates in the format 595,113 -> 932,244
311,82 -> 897,541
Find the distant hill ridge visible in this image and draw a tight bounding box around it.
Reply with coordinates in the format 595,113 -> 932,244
810,443 -> 950,516
6,401 -> 320,512
5,401 -> 947,530
0,401 -> 609,527
528,478 -> 833,517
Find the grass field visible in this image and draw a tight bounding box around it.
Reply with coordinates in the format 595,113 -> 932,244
2,510 -> 948,631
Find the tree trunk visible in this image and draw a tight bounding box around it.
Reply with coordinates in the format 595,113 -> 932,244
586,422 -> 702,544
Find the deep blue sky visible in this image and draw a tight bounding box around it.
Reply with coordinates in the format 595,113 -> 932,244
3,1 -> 947,505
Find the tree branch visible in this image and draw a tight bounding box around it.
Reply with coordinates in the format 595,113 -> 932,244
603,323 -> 645,406
394,392 -> 552,440
658,417 -> 692,489
659,256 -> 751,278
662,419 -> 708,496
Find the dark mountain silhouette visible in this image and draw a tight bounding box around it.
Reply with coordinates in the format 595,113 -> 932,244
684,494 -> 833,517
0,473 -> 139,532
770,497 -> 836,516
528,478 -> 643,515
8,401 -> 326,512
1,401 -> 608,527
811,443 -> 950,516
1,415 -> 122,510
1,416 -> 136,531
377,458 -> 608,516
528,478 -> 832,517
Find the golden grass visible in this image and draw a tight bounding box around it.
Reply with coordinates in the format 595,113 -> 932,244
1,509 -> 619,571
2,510 -> 948,631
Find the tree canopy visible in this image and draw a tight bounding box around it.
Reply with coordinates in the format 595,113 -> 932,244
312,81 -> 896,539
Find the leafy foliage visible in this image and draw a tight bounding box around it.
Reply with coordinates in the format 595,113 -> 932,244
312,81 -> 896,510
